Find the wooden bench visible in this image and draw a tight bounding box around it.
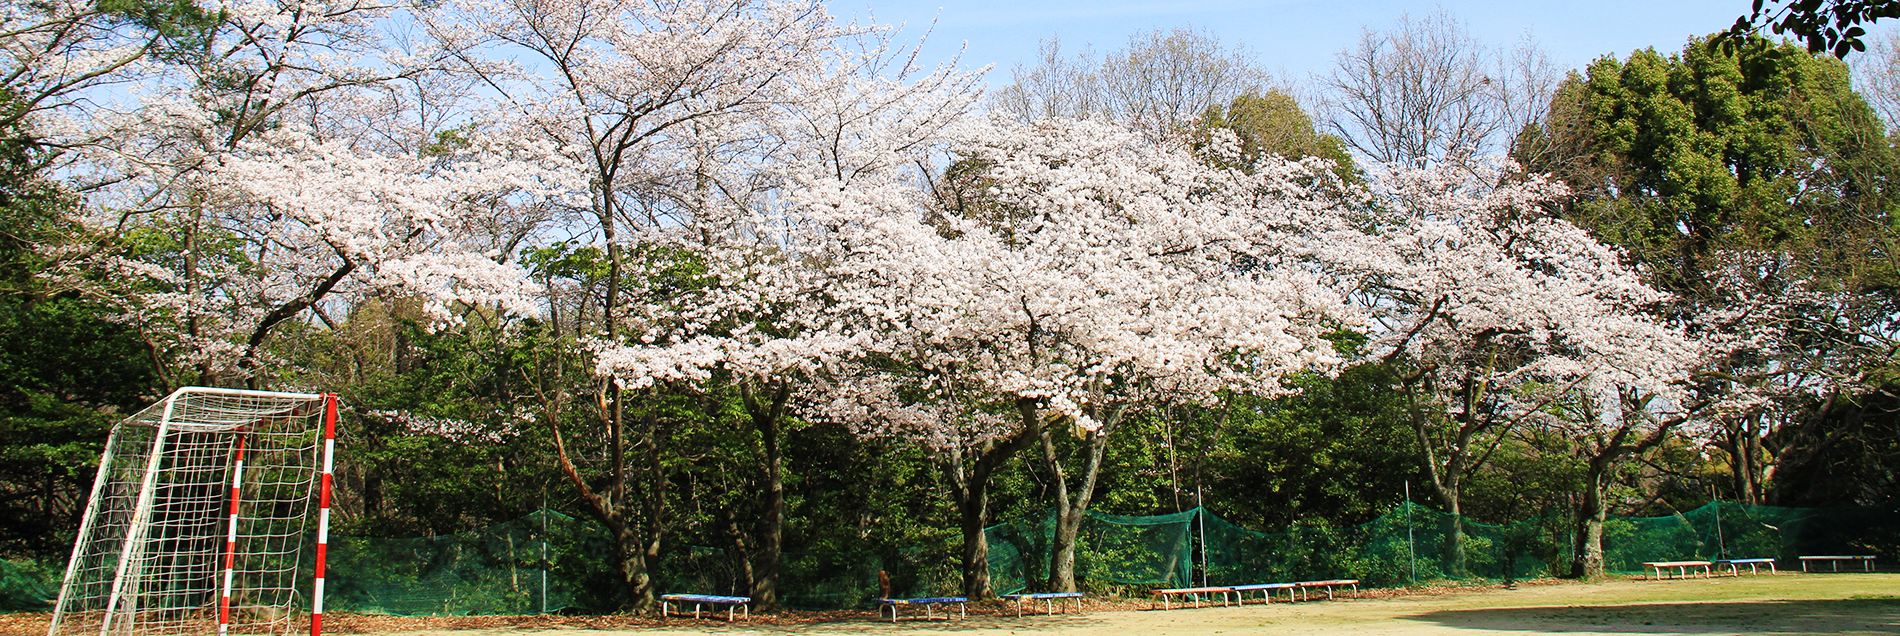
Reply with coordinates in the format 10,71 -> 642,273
1149,586 -> 1237,609
1715,558 -> 1778,575
1641,560 -> 1712,579
1294,579 -> 1360,600
1000,592 -> 1084,616
660,594 -> 750,621
1799,555 -> 1876,572
874,596 -> 967,622
1230,582 -> 1297,604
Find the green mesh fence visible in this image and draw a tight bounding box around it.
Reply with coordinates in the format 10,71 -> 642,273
322,510 -> 606,616
987,509 -> 1197,595
1191,502 -> 1898,588
0,558 -> 56,612
8,502 -> 1894,615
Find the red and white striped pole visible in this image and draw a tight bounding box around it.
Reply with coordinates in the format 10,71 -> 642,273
311,394 -> 338,636
217,433 -> 248,636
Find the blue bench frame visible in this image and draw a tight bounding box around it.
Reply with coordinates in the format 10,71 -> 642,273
875,596 -> 967,622
1000,592 -> 1084,616
660,594 -> 750,621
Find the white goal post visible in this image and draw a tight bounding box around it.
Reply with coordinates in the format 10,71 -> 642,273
49,387 -> 339,636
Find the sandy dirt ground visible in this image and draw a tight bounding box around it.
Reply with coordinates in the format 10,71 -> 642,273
8,573 -> 1896,636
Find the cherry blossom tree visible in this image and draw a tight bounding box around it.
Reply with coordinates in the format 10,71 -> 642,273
786,118 -> 1356,596
417,0 -> 862,609
1331,161 -> 1703,576
1555,380 -> 1706,577
24,0 -> 574,392
1682,255 -> 1896,506
557,10 -> 982,606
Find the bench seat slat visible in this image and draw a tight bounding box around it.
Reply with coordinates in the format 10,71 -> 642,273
877,597 -> 967,605
1150,586 -> 1235,595
660,594 -> 749,604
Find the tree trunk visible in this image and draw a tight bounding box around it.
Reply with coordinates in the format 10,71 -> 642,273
744,379 -> 791,610
1411,410 -> 1469,578
1404,373 -> 1471,579
613,520 -> 651,609
957,477 -> 995,599
1570,468 -> 1609,579
1568,393 -> 1680,580
1043,407 -> 1120,593
1041,429 -> 1075,593
549,404 -> 653,611
635,410 -> 663,611
944,397 -> 1045,599
1441,490 -> 1467,578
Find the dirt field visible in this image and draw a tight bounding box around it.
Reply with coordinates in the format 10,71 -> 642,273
8,573 -> 1896,636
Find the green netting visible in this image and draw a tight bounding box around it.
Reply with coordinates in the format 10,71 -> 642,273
987,509 -> 1197,595
1184,502 -> 1899,588
0,558 -> 56,612
13,501 -> 1895,615
323,510 -> 600,616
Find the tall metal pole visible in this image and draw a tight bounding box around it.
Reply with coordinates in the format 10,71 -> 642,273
1197,485 -> 1208,588
217,433 -> 250,636
1711,487 -> 1726,560
540,492 -> 548,615
1406,481 -> 1416,586
311,395 -> 338,636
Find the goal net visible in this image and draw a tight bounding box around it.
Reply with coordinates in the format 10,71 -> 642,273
49,388 -> 338,636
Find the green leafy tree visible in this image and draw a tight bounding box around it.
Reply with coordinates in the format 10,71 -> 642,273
1521,34 -> 1900,513
1201,364 -> 1420,531
1198,91 -> 1362,184
1525,35 -> 1897,295
0,96 -> 159,559
1721,0 -> 1899,58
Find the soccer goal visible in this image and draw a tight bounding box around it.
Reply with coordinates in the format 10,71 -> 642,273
49,387 -> 339,636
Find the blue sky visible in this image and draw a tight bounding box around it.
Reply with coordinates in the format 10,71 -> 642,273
837,1 -> 1767,84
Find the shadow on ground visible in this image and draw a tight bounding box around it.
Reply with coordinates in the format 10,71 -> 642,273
1408,598 -> 1900,634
